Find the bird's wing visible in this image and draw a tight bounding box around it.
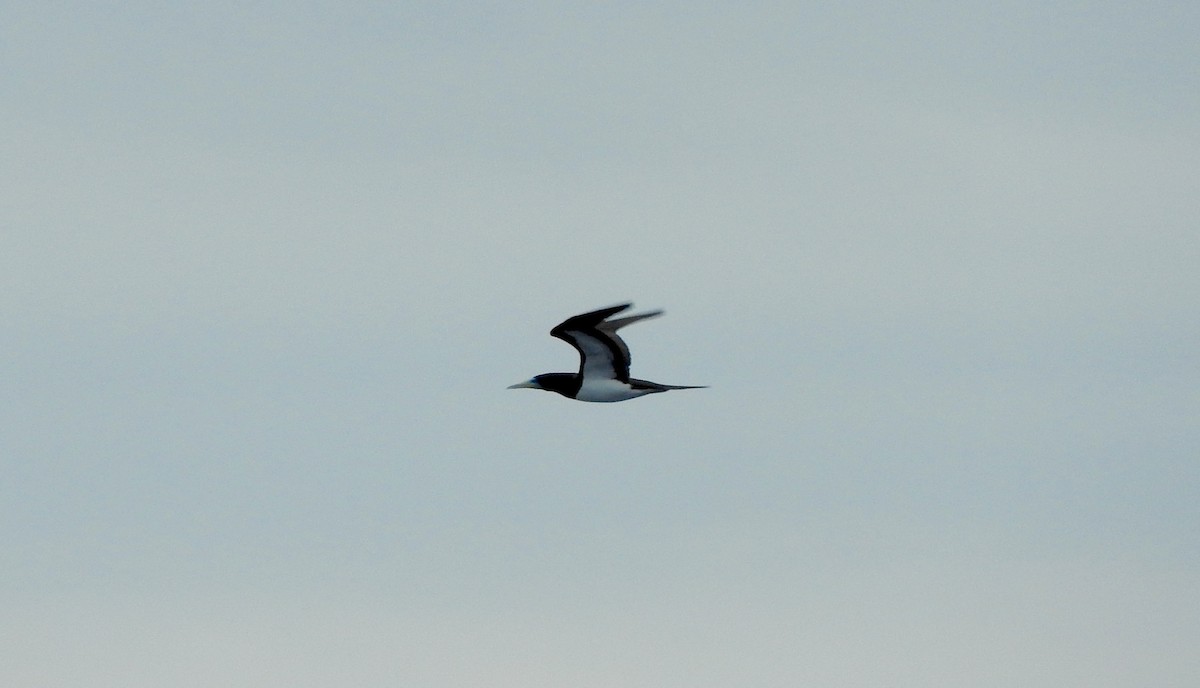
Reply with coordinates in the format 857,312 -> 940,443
550,304 -> 662,383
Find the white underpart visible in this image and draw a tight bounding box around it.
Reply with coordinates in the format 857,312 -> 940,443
575,377 -> 653,402
571,332 -> 623,381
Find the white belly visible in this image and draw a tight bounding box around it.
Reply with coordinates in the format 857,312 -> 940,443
574,378 -> 652,402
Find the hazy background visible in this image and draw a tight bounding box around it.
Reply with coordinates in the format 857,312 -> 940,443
3,2 -> 1197,686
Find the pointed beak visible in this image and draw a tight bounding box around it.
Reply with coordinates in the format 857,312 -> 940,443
507,381 -> 540,390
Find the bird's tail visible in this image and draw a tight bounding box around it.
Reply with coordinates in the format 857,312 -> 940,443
630,379 -> 708,392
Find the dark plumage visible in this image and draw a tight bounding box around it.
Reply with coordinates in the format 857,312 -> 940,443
508,304 -> 706,402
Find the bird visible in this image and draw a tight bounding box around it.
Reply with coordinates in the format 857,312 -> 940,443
507,303 -> 707,402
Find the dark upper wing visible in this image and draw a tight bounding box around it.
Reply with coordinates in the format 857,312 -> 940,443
550,304 -> 662,383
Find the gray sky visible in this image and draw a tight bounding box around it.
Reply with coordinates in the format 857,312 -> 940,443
3,2 -> 1198,686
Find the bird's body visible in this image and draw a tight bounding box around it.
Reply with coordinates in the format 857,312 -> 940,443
508,304 -> 706,402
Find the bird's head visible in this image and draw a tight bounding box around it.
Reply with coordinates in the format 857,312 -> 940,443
506,373 -> 577,398
506,376 -> 545,391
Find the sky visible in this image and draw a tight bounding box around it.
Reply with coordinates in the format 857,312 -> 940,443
2,2 -> 1198,686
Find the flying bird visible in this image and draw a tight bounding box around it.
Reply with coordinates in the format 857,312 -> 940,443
507,303 -> 707,402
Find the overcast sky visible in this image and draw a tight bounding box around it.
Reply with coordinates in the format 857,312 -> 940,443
3,2 -> 1198,686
